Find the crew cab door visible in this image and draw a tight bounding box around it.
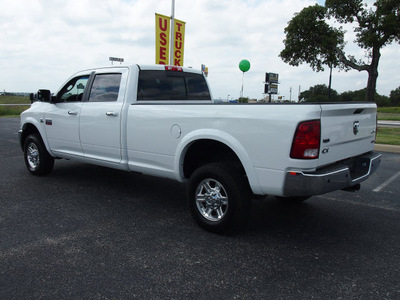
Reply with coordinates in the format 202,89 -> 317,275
44,74 -> 91,156
79,68 -> 128,164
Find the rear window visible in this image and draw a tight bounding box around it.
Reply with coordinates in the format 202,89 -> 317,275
137,70 -> 211,101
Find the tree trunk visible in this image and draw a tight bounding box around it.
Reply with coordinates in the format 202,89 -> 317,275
365,47 -> 381,102
328,65 -> 332,101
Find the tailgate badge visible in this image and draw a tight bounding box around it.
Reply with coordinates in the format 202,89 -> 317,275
353,121 -> 360,135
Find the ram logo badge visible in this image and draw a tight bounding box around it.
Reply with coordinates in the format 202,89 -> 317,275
353,121 -> 360,135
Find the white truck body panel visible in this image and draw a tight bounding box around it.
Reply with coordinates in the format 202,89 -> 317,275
126,103 -> 323,195
319,103 -> 377,166
20,64 -> 381,198
44,102 -> 84,156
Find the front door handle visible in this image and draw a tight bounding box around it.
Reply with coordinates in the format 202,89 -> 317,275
68,111 -> 78,115
106,112 -> 118,116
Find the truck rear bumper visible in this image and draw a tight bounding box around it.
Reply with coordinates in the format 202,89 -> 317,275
283,151 -> 381,197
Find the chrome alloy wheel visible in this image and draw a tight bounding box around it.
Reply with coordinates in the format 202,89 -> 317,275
195,178 -> 229,222
26,142 -> 40,170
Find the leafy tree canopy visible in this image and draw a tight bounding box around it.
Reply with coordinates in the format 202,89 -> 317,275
280,5 -> 345,72
238,97 -> 249,103
279,0 -> 400,102
299,84 -> 339,102
299,84 -> 397,107
389,86 -> 400,106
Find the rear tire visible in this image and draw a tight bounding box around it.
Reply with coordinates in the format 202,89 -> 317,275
188,163 -> 250,233
24,134 -> 54,176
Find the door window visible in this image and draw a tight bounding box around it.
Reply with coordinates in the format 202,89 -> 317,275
88,74 -> 122,102
58,76 -> 89,102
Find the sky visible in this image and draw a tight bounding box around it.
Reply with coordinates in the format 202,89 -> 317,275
1,0 -> 399,101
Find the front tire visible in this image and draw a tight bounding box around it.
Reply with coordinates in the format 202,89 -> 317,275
24,134 -> 54,176
188,163 -> 250,233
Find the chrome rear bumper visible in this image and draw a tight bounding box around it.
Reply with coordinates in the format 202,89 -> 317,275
283,151 -> 382,197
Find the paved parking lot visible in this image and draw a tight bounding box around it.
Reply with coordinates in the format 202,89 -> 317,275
1,118 -> 400,299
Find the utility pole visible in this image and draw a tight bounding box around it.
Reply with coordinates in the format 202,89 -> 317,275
298,85 -> 301,102
169,0 -> 175,65
289,87 -> 292,102
240,72 -> 244,98
328,65 -> 333,100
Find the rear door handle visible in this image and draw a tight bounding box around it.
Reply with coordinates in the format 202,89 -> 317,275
106,112 -> 118,116
68,111 -> 78,115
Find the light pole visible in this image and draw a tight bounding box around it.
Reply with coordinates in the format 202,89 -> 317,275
169,0 -> 175,65
328,65 -> 333,100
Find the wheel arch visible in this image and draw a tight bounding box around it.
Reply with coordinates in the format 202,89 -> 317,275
175,130 -> 262,194
20,121 -> 51,155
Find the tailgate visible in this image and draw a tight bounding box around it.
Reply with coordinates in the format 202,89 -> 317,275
318,103 -> 377,168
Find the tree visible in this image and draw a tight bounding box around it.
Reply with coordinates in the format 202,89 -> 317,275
338,88 -> 390,106
279,0 -> 400,102
374,93 -> 391,107
339,89 -> 367,102
389,86 -> 400,106
299,85 -> 391,106
238,97 -> 249,103
299,84 -> 339,102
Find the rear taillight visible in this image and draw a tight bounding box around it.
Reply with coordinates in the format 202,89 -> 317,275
290,120 -> 321,159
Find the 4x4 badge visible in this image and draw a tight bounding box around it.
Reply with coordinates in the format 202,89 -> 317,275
353,121 -> 359,135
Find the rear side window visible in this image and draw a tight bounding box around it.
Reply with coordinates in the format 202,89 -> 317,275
89,73 -> 122,102
137,70 -> 211,101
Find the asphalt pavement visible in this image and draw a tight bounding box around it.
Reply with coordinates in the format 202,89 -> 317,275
1,118 -> 400,299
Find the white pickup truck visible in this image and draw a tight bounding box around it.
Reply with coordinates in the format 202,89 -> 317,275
20,64 -> 381,232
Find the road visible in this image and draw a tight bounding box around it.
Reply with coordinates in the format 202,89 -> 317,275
1,118 -> 400,299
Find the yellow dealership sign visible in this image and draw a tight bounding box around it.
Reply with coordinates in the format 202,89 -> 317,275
173,19 -> 185,66
155,13 -> 170,65
155,13 -> 185,66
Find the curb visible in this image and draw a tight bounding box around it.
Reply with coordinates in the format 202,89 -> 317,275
377,121 -> 400,127
375,144 -> 400,154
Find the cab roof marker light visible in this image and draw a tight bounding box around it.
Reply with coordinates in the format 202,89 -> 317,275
165,66 -> 183,72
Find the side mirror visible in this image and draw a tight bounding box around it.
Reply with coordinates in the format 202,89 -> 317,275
29,93 -> 35,103
37,89 -> 51,102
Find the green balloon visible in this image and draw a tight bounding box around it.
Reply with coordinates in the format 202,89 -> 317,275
239,59 -> 251,72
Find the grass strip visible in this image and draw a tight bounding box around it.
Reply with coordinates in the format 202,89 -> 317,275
376,127 -> 400,146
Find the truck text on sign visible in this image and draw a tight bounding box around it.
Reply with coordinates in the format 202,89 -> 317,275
173,19 -> 185,66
